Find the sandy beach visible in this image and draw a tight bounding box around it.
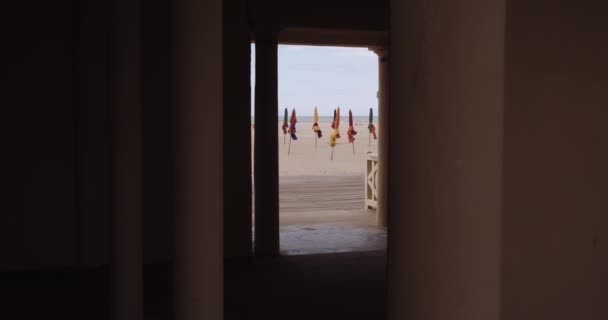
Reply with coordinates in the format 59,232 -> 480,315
252,121 -> 379,177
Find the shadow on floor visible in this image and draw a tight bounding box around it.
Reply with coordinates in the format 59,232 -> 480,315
225,250 -> 387,320
0,250 -> 386,320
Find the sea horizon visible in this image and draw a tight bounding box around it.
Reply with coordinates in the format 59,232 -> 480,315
251,115 -> 377,123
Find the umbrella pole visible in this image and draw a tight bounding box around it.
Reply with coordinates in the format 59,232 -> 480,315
284,134 -> 286,144
315,135 -> 317,148
352,142 -> 355,155
330,146 -> 334,161
368,134 -> 371,149
288,136 -> 292,155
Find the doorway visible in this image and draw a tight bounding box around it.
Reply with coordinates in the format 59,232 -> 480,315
251,44 -> 386,255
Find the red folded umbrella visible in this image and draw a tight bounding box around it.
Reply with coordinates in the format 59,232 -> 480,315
288,109 -> 297,140
347,109 -> 357,143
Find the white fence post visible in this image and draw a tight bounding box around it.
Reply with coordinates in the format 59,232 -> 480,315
365,153 -> 378,209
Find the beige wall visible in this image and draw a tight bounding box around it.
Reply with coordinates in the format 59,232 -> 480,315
390,1 -> 607,319
502,1 -> 608,319
388,0 -> 505,319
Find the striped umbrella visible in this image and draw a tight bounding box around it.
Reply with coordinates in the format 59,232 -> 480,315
288,108 -> 297,155
329,107 -> 341,160
312,106 -> 322,147
281,108 -> 289,144
347,109 -> 357,154
368,108 -> 377,149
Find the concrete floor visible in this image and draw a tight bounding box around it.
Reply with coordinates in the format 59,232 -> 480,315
280,223 -> 386,255
278,175 -> 387,255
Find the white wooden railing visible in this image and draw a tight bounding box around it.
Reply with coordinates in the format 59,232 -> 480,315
365,153 -> 378,209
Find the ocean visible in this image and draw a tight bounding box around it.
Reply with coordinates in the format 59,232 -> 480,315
251,116 -> 377,123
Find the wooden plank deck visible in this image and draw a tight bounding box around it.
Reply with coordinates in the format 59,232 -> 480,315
253,174 -> 375,226
278,175 -> 384,254
279,175 -> 365,213
251,174 -> 385,254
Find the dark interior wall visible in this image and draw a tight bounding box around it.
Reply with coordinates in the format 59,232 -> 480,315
2,1 -> 78,270
78,0 -> 177,265
223,0 -> 253,259
2,0 -> 177,269
142,0 -> 175,263
248,0 -> 389,31
502,1 -> 608,319
77,0 -> 112,267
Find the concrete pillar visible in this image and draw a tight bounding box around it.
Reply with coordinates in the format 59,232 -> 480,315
223,0 -> 253,259
253,30 -> 280,257
372,47 -> 389,228
388,0 -> 504,320
110,0 -> 143,319
174,0 -> 223,319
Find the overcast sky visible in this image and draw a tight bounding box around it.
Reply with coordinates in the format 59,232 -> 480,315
251,45 -> 378,117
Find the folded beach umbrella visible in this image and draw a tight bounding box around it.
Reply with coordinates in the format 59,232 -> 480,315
368,108 -> 377,139
282,107 -> 289,144
329,107 -> 341,160
312,106 -> 322,140
368,107 -> 377,148
335,107 -> 340,135
329,108 -> 341,147
347,109 -> 357,154
288,108 -> 297,140
347,109 -> 357,143
287,108 -> 297,155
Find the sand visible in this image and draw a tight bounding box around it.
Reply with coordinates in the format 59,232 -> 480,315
252,121 -> 379,177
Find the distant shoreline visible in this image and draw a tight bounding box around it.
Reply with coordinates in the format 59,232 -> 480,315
251,116 -> 377,123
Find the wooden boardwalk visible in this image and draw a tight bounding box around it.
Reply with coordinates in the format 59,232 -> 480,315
278,175 -> 383,254
253,174 -> 376,226
279,175 -> 365,213
249,174 -> 386,254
